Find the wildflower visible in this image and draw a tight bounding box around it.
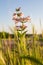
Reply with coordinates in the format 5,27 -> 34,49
12,7 -> 31,24
25,16 -> 31,21
12,18 -> 20,23
16,7 -> 21,11
17,12 -> 24,17
13,13 -> 16,16
16,26 -> 21,31
13,13 -> 17,19
16,25 -> 27,31
20,25 -> 27,30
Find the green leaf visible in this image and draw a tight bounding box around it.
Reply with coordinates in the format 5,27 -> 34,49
20,55 -> 43,65
17,31 -> 21,37
21,31 -> 27,37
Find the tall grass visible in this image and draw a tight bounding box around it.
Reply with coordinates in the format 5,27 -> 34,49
0,25 -> 43,65
0,7 -> 43,65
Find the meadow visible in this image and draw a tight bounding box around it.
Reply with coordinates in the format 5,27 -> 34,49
0,29 -> 43,65
0,7 -> 43,65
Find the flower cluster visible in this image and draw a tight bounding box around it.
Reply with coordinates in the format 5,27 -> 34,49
13,15 -> 30,23
12,7 -> 31,31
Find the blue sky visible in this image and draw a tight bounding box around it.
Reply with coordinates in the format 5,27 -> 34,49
0,0 -> 43,33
